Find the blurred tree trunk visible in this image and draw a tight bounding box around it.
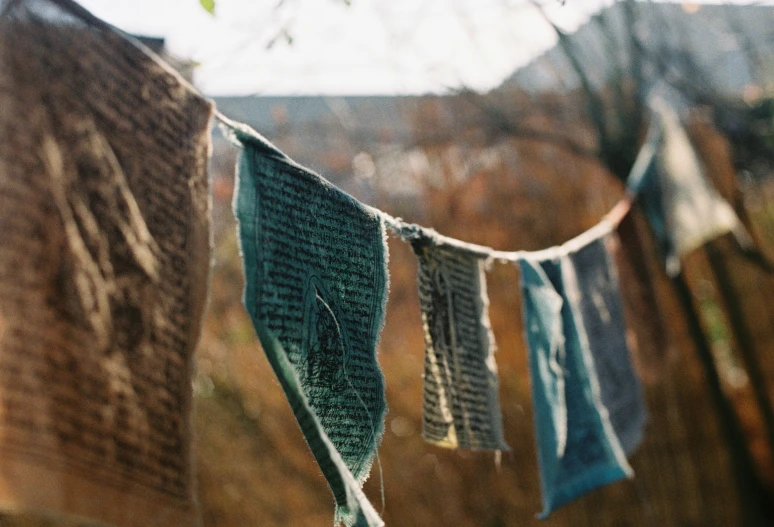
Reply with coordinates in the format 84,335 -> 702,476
671,272 -> 774,525
621,195 -> 774,525
705,238 -> 774,470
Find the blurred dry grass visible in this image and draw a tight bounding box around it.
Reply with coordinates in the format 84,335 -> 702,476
193,118 -> 774,526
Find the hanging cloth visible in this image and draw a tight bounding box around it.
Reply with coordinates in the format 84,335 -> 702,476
0,0 -> 213,525
566,235 -> 647,456
628,97 -> 750,275
231,123 -> 387,526
413,240 -> 509,450
517,226 -> 632,518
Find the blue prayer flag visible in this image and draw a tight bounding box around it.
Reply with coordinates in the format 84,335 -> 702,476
518,235 -> 633,517
567,236 -> 647,456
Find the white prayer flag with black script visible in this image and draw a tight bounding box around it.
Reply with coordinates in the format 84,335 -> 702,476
413,241 -> 508,451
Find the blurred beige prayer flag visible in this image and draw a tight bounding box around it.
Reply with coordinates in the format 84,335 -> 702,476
628,96 -> 751,276
0,0 -> 213,525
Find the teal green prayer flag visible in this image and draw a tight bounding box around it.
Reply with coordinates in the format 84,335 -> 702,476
255,322 -> 384,527
231,124 -> 387,526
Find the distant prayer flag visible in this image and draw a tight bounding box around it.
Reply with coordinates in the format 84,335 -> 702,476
628,98 -> 750,276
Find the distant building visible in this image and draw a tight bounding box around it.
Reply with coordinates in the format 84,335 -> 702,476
134,35 -> 196,83
502,2 -> 774,97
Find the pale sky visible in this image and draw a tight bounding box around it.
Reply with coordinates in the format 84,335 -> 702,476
77,0 -> 761,96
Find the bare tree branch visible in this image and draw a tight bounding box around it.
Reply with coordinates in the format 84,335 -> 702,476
530,1 -> 611,161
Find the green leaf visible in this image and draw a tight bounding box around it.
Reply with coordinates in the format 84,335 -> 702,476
200,0 -> 215,15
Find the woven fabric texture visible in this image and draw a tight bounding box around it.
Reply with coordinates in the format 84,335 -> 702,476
518,241 -> 632,517
232,125 -> 387,526
0,1 -> 213,525
413,243 -> 508,451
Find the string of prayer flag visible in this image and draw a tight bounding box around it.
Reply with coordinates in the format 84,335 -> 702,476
6,1 -> 750,523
